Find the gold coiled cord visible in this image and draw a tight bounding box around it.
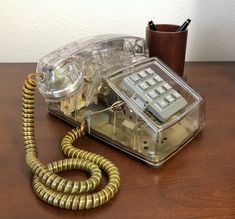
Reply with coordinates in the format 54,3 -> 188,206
22,74 -> 121,210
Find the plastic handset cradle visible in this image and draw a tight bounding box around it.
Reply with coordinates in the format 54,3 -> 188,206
123,68 -> 187,122
36,34 -> 205,167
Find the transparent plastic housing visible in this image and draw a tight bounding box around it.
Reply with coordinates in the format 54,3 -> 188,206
37,35 -> 205,167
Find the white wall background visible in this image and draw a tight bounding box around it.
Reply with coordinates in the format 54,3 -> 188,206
0,0 -> 235,62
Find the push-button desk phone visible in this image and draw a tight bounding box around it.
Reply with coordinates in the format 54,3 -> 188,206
22,35 -> 204,210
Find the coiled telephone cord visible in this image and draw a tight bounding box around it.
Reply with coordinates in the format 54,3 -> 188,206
22,74 -> 120,210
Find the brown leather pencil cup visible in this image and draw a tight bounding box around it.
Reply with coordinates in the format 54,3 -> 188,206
146,24 -> 188,78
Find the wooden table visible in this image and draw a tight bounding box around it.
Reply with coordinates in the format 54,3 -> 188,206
0,63 -> 235,218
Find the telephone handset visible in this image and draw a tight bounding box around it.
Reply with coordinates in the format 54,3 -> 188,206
22,35 -> 204,210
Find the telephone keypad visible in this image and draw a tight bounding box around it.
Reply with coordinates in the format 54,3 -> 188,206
123,68 -> 187,122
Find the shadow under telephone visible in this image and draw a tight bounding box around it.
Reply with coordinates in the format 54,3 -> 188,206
22,34 -> 205,210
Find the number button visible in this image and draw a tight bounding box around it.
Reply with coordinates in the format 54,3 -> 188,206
145,68 -> 155,75
156,86 -> 166,94
130,74 -> 141,83
163,83 -> 172,90
165,95 -> 175,103
147,90 -> 158,99
156,99 -> 168,108
171,91 -> 181,98
154,76 -> 163,83
147,78 -> 157,86
138,82 -> 149,91
138,71 -> 148,78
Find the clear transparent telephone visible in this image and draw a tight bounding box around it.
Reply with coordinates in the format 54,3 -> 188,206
36,34 -> 205,167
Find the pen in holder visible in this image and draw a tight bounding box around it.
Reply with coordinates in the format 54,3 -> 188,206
146,24 -> 188,79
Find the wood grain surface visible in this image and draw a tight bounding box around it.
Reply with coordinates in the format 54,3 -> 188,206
0,63 -> 235,219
